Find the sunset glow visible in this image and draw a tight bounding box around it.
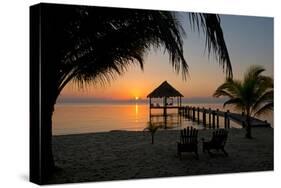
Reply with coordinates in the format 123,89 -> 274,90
57,15 -> 273,103
32,4 -> 274,183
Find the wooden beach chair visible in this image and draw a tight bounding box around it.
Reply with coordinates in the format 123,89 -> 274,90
202,129 -> 228,157
177,127 -> 199,159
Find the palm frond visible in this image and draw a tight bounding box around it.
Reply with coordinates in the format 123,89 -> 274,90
189,13 -> 232,78
59,8 -> 191,89
46,5 -> 233,100
214,65 -> 273,119
223,98 -> 244,109
144,123 -> 160,134
251,89 -> 273,115
243,65 -> 265,83
254,102 -> 273,117
213,79 -> 241,98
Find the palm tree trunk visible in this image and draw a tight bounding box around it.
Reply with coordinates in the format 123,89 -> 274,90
41,101 -> 56,183
40,71 -> 58,182
151,133 -> 154,144
245,111 -> 252,139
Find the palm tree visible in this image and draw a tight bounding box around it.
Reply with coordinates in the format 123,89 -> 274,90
144,123 -> 161,144
213,65 -> 273,138
33,4 -> 233,180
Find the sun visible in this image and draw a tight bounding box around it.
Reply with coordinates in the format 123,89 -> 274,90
135,96 -> 139,100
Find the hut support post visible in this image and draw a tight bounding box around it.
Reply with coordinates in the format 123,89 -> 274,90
149,98 -> 151,115
209,108 -> 211,128
177,97 -> 179,114
179,96 -> 182,107
192,107 -> 195,122
163,97 -> 167,116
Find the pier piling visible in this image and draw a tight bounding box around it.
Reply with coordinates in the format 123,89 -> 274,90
216,109 -> 219,128
212,111 -> 215,129
181,105 -> 269,129
192,107 -> 195,122
203,108 -> 206,126
197,107 -> 200,124
208,108 -> 211,128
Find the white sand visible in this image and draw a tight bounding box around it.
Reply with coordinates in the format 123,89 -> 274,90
48,128 -> 273,184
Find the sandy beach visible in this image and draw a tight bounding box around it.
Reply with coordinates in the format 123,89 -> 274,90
48,128 -> 273,184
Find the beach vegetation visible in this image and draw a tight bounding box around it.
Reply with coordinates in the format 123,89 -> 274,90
144,123 -> 160,144
213,65 -> 273,138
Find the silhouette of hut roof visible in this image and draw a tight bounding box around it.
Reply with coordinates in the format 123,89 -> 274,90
147,81 -> 184,98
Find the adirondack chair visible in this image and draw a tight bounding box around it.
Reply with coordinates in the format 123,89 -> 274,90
177,127 -> 199,159
202,129 -> 228,156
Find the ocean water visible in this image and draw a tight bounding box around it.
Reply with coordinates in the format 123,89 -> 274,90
52,102 -> 273,135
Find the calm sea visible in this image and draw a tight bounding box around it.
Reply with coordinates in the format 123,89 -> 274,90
53,102 -> 273,135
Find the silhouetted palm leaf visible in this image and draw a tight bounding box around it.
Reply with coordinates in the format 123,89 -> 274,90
40,4 -> 234,172
189,13 -> 232,77
213,65 -> 273,138
54,7 -> 233,95
144,122 -> 160,144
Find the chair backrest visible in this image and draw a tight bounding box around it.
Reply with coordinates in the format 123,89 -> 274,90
180,127 -> 198,144
211,129 -> 228,147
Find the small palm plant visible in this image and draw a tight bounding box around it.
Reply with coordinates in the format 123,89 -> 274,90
213,65 -> 273,138
144,122 -> 161,144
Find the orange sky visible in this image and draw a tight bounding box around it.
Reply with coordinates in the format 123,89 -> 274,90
60,52 -> 227,100
58,15 -> 273,101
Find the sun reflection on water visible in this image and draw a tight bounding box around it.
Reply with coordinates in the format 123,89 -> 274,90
135,104 -> 139,122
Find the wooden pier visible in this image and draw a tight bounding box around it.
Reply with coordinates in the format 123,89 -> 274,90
146,81 -> 270,129
179,106 -> 270,129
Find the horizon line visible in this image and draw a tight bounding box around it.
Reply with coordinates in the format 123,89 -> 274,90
56,96 -> 227,104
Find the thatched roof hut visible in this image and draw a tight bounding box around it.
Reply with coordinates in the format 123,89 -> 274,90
147,81 -> 183,98
147,81 -> 183,116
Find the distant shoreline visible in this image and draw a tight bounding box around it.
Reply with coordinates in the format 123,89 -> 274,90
56,97 -> 227,105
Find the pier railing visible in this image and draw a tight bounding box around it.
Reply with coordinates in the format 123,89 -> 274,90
179,106 -> 270,129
